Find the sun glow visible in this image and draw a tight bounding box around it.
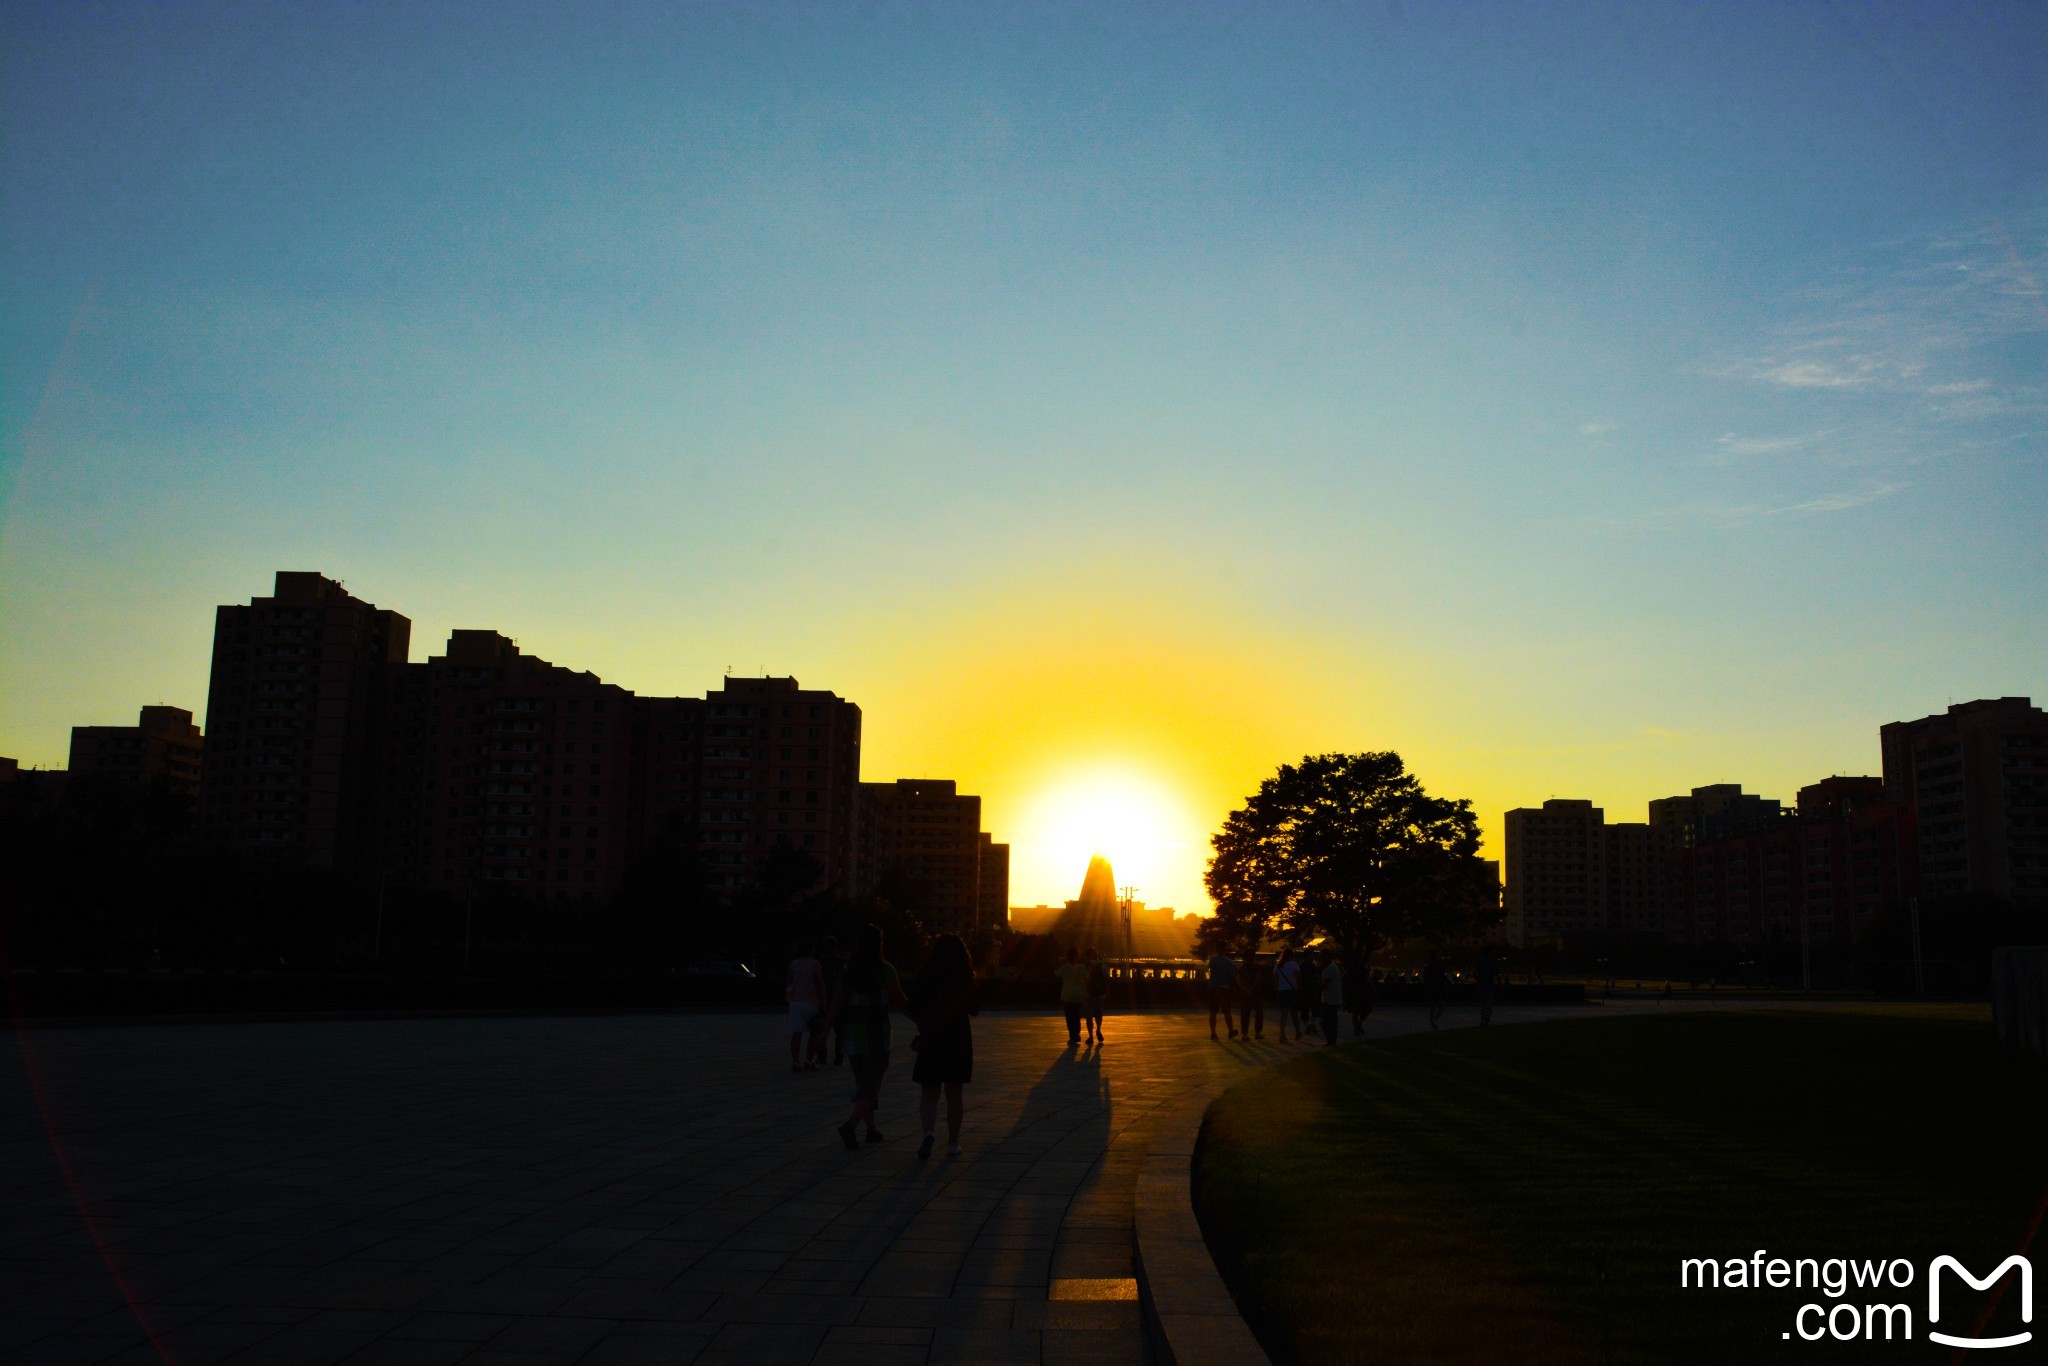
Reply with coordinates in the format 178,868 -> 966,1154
1009,766 -> 1206,915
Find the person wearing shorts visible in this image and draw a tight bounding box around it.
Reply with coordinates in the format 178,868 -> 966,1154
785,941 -> 826,1073
830,924 -> 909,1149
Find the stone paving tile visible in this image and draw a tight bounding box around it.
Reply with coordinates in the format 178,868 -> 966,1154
575,1322 -> 716,1365
927,1325 -> 1044,1363
2,1004 -> 1638,1365
691,1319 -> 832,1363
340,1336 -> 484,1366
857,1295 -> 1014,1329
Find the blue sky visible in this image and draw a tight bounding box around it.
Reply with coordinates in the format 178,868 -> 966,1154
3,2 -> 2043,908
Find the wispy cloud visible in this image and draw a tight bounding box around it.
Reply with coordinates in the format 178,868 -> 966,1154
1580,420 -> 1619,436
1767,482 -> 1908,517
1714,432 -> 1820,459
1703,208 -> 2046,407
1710,354 -> 1880,389
1587,481 -> 1909,532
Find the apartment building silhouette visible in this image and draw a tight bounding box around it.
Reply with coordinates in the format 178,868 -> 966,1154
193,571 -> 1001,908
1502,799 -> 1673,948
855,779 -> 1009,933
68,705 -> 205,801
1501,695 -> 2048,950
200,572 -> 410,867
1880,697 -> 2048,903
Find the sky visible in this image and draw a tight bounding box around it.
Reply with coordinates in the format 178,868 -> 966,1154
3,1 -> 2044,915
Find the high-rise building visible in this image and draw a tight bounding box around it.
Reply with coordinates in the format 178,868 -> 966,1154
1504,800 -> 1673,948
1797,775 -> 1887,819
1504,800 -> 1602,947
976,832 -> 1010,932
1664,776 -> 1913,947
857,778 -> 989,932
200,573 -> 410,868
1789,777 -> 1915,942
68,705 -> 204,800
1880,698 -> 2048,904
193,573 -> 955,908
1647,784 -> 1785,846
381,662 -> 865,903
380,631 -> 637,901
693,677 -> 862,893
1601,822 -> 1670,936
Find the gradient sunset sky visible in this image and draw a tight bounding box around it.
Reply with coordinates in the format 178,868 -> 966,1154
3,2 -> 2043,915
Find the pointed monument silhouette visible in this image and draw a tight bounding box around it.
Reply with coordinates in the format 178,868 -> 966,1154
1049,854 -> 1195,958
1051,853 -> 1122,952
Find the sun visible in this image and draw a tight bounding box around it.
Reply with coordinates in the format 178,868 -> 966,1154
1009,765 -> 1206,913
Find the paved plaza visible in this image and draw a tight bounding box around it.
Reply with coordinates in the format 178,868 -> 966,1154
5,1003 -> 1590,1365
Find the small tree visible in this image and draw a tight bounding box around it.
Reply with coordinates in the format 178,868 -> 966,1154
1199,752 -> 1496,961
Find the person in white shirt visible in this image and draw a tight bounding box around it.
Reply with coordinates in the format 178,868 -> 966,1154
786,943 -> 827,1073
1318,951 -> 1344,1046
1271,948 -> 1302,1043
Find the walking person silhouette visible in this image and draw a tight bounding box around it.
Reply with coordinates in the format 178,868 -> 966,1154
828,924 -> 909,1150
1237,947 -> 1265,1040
1271,948 -> 1302,1043
1424,949 -> 1449,1030
785,940 -> 826,1073
1317,949 -> 1344,1046
1207,945 -> 1239,1040
909,933 -> 980,1159
1055,947 -> 1090,1047
1084,947 -> 1109,1044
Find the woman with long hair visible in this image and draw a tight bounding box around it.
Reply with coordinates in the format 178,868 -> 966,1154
908,933 -> 980,1159
827,923 -> 910,1150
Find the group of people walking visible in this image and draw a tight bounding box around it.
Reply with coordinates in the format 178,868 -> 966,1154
785,927 -> 979,1161
1209,945 -> 1361,1044
1053,946 -> 1112,1046
787,931 -> 1504,1155
1208,943 -> 1500,1043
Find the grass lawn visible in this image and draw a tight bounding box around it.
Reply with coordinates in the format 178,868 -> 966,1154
1195,1007 -> 2047,1365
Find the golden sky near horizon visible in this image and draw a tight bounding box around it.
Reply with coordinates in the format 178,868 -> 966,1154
0,549 -> 1926,920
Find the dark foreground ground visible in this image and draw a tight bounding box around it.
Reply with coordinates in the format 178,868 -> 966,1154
1196,1006 -> 2047,1366
3,1008 -> 1308,1366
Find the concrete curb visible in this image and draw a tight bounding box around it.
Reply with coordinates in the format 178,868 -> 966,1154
1132,1086 -> 1273,1366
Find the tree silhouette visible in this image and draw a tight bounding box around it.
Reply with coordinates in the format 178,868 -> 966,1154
1199,752 -> 1496,959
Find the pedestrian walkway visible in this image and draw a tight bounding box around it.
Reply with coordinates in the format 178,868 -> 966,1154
4,1004 -> 1608,1364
